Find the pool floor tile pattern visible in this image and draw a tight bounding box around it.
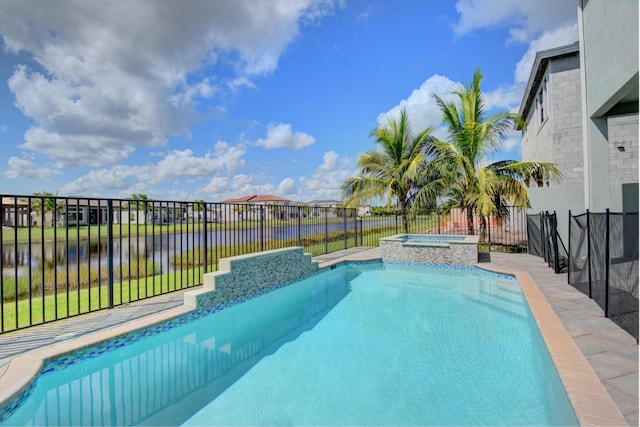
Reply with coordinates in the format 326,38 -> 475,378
0,247 -> 637,426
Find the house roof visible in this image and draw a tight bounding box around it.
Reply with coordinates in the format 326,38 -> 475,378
516,42 -> 580,130
221,194 -> 291,203
1,197 -> 29,207
308,199 -> 341,206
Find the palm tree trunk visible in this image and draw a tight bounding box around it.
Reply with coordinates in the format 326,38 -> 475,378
480,217 -> 487,242
400,200 -> 409,233
466,205 -> 474,235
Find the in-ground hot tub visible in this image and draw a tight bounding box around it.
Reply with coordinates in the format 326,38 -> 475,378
380,234 -> 479,265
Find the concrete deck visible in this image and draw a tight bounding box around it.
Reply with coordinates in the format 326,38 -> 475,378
0,247 -> 637,425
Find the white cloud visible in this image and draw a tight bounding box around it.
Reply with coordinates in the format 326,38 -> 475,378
299,151 -> 354,201
152,142 -> 245,183
514,24 -> 579,84
2,157 -> 60,180
450,1 -> 578,118
195,174 -> 298,202
227,174 -> 277,197
59,141 -> 246,196
169,78 -> 218,107
277,178 -> 299,195
483,84 -> 525,112
0,0 -> 339,167
195,174 -> 277,202
377,75 -> 460,135
197,176 -> 230,199
452,0 -> 577,43
255,123 -> 315,150
500,134 -> 521,153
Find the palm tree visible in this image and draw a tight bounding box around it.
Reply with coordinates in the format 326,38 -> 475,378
433,68 -> 560,235
342,109 -> 442,233
233,204 -> 251,221
128,193 -> 150,212
31,191 -> 57,226
193,199 -> 205,222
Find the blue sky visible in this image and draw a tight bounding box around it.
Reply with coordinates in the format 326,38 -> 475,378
0,0 -> 579,202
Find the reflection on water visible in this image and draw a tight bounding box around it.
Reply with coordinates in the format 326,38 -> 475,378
1,221 -> 374,277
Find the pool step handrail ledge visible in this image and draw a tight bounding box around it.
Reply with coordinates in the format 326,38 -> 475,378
184,247 -> 318,309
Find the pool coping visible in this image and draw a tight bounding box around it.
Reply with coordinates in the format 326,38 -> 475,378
0,251 -> 628,426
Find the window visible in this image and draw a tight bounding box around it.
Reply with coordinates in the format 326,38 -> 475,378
537,74 -> 549,126
67,207 -> 84,224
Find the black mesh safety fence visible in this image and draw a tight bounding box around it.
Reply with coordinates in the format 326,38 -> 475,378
568,210 -> 638,341
568,213 -> 589,295
527,211 -> 568,273
588,212 -> 608,312
608,212 -> 639,339
527,214 -> 543,257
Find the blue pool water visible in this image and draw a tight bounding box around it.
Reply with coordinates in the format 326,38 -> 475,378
404,234 -> 466,243
0,262 -> 577,426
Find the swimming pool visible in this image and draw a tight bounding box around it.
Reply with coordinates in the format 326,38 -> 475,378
0,261 -> 577,426
405,235 -> 467,243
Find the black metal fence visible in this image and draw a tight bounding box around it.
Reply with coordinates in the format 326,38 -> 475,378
1,195 -> 528,333
568,209 -> 638,341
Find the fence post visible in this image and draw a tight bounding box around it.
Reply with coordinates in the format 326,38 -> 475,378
203,203 -> 208,273
343,208 -> 347,249
437,209 -> 441,235
487,216 -> 491,252
259,205 -> 264,252
552,211 -> 560,273
604,209 -> 610,317
395,212 -> 399,234
107,200 -> 114,309
586,209 -> 592,298
297,206 -> 301,247
324,208 -> 328,254
540,212 -> 546,263
354,212 -> 358,247
567,210 -> 572,284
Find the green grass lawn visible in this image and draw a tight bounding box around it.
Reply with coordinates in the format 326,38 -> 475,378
1,266 -> 211,331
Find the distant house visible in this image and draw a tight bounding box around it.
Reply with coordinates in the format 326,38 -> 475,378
307,200 -> 341,218
55,198 -> 188,226
55,198 -> 127,226
1,197 -> 29,228
220,194 -> 292,222
307,200 -> 371,217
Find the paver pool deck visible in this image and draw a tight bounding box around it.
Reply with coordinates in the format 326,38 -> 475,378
0,248 -> 637,425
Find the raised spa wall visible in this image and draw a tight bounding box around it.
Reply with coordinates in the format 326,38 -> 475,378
380,234 -> 479,265
184,247 -> 318,309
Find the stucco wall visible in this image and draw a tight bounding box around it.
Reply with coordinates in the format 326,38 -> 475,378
581,0 -> 639,116
608,114 -> 639,186
526,186 -> 585,244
